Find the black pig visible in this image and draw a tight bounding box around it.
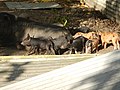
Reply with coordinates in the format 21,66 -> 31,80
21,34 -> 55,55
14,18 -> 73,49
51,35 -> 72,55
0,12 -> 73,49
69,36 -> 88,54
0,12 -> 17,46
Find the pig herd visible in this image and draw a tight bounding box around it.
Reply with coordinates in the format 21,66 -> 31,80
0,12 -> 119,55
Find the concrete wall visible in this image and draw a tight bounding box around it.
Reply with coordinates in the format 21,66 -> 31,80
0,50 -> 120,90
0,54 -> 94,88
85,0 -> 120,23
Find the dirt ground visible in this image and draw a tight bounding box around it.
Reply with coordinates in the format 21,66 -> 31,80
0,1 -> 120,56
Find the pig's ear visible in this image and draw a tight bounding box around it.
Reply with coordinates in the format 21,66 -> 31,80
27,34 -> 30,39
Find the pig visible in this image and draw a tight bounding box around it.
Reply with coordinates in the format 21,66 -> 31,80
73,31 -> 96,39
0,12 -> 73,50
0,12 -> 17,46
51,35 -> 72,55
69,36 -> 88,54
85,40 -> 92,54
14,17 -> 73,50
85,33 -> 100,54
21,34 -> 55,55
99,31 -> 120,50
66,26 -> 89,35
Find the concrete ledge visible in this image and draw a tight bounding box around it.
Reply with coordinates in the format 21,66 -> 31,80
1,50 -> 120,90
0,54 -> 97,62
0,54 -> 96,88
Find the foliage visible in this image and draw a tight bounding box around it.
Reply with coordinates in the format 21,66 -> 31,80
54,16 -> 69,26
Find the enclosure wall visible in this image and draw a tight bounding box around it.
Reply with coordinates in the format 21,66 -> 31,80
85,0 -> 120,23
